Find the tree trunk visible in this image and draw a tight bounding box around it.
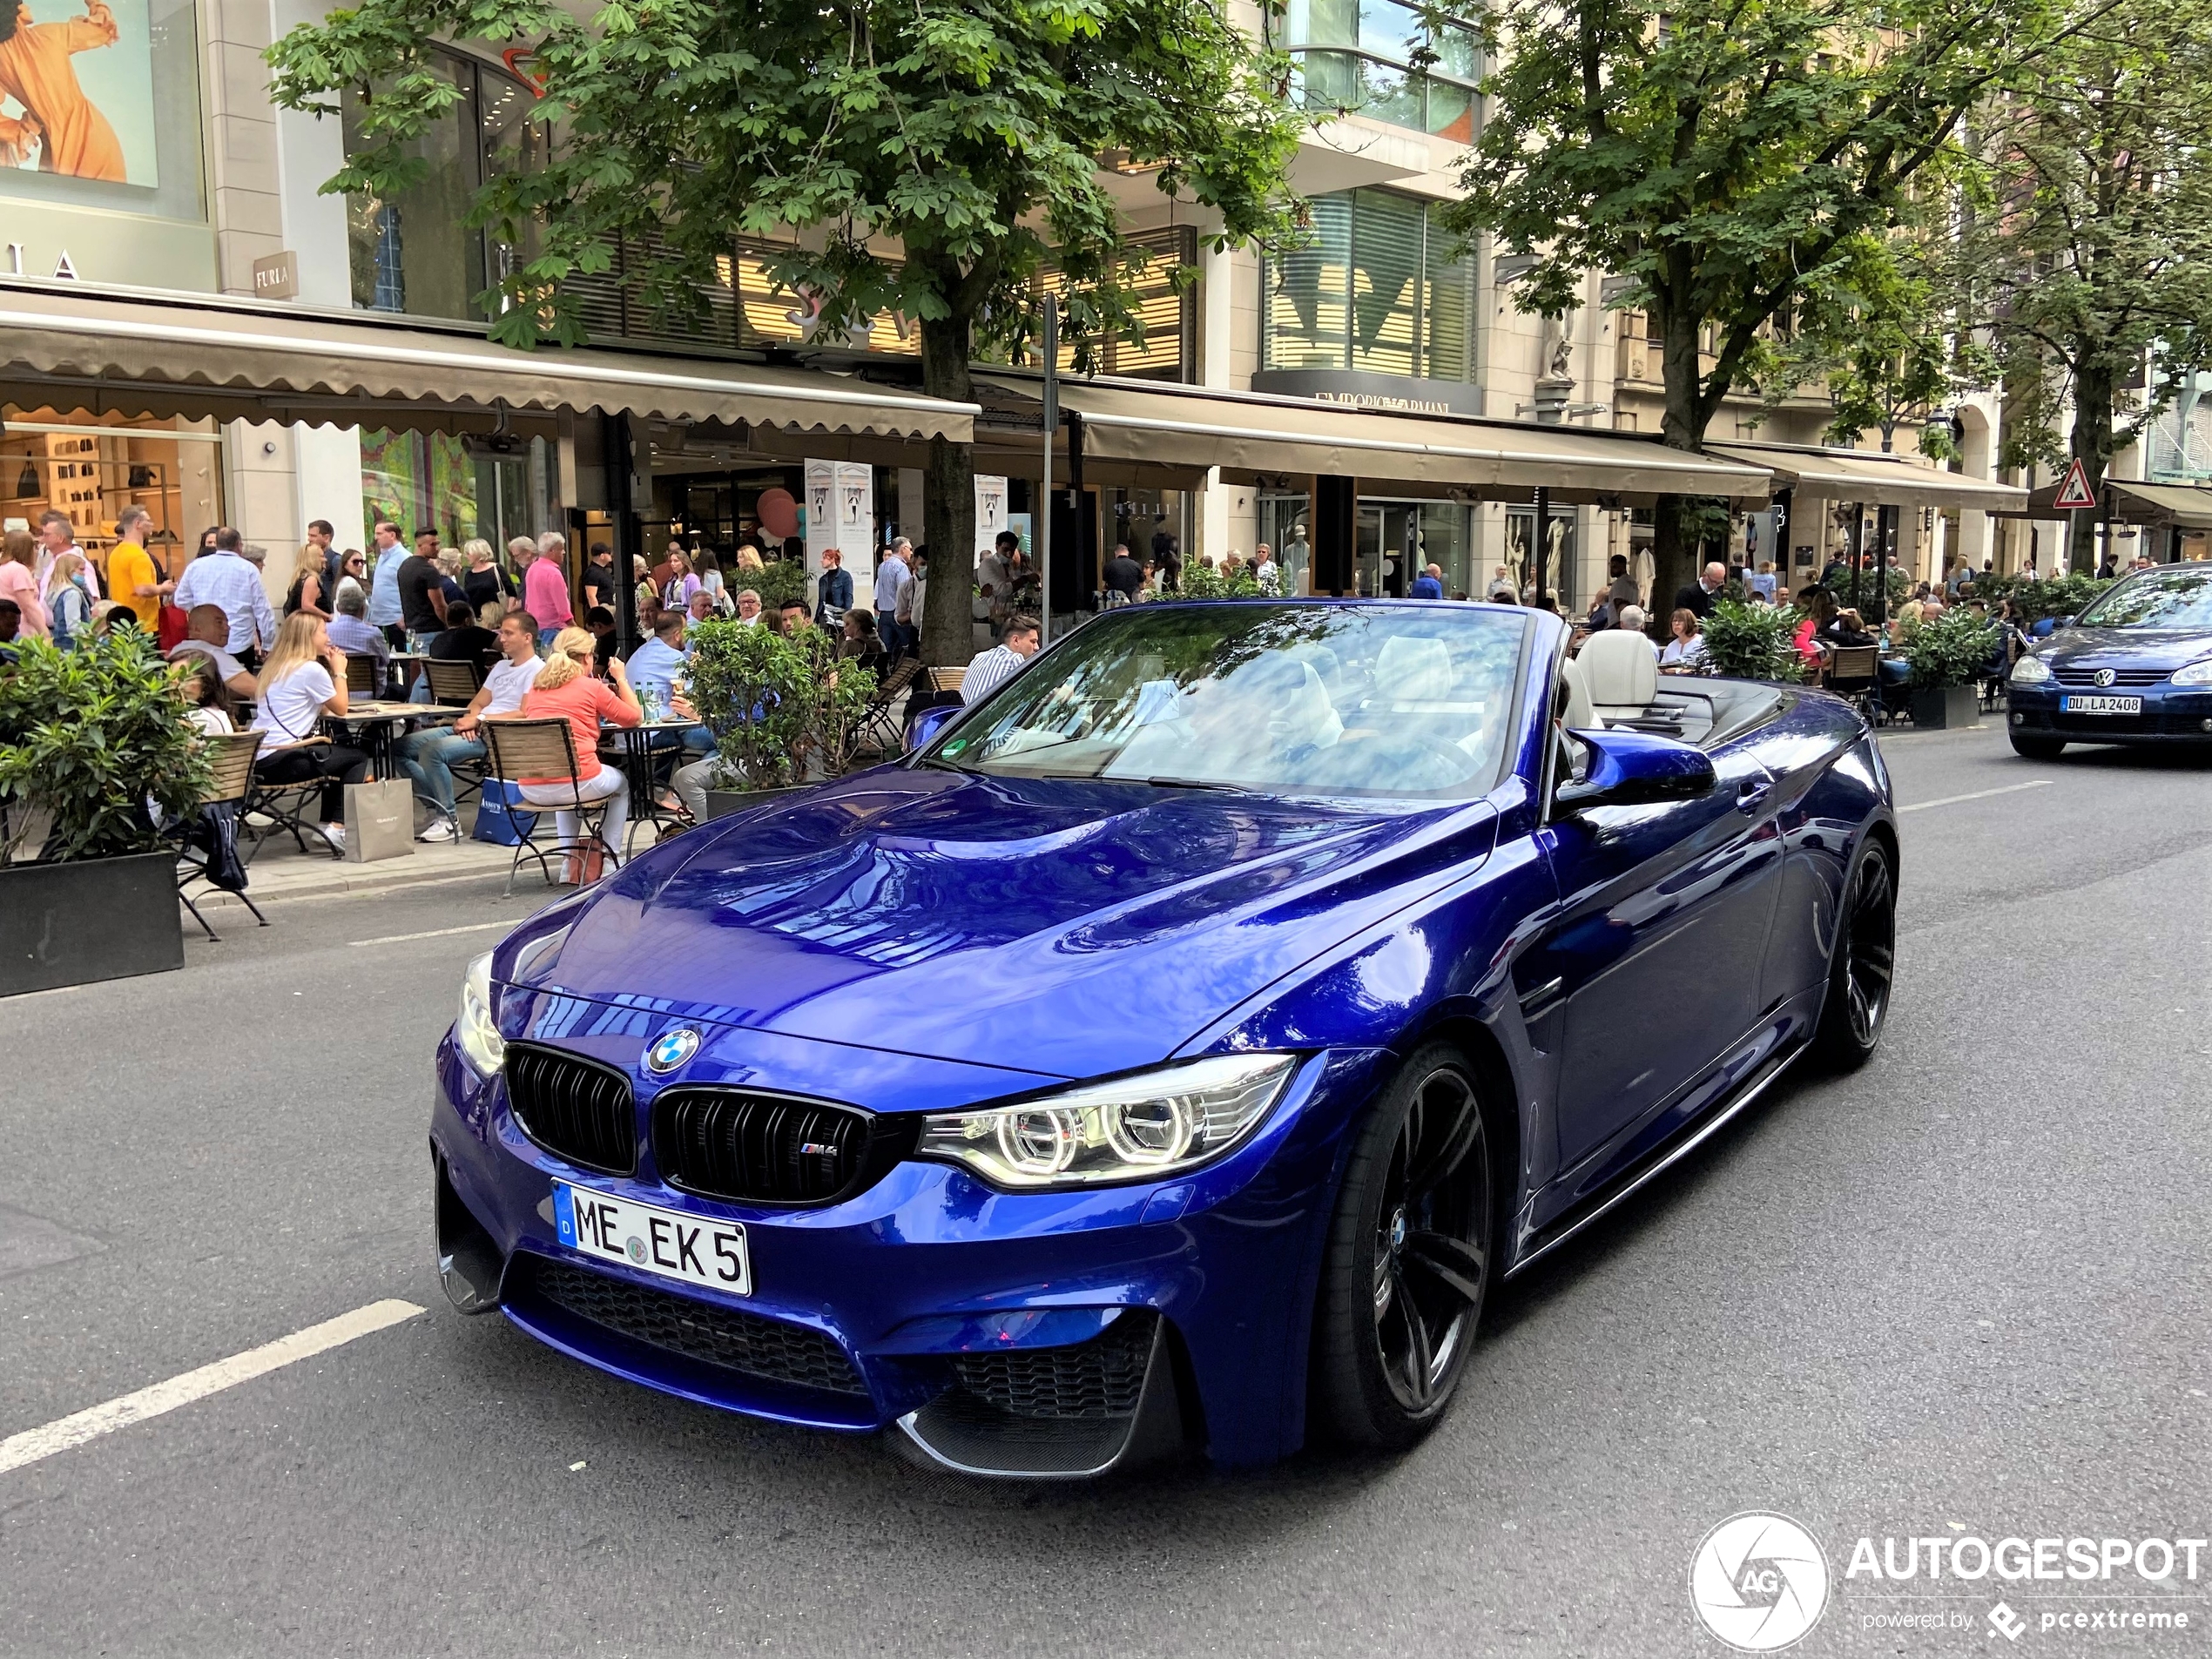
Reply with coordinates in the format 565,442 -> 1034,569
918,314 -> 977,669
1649,301 -> 1707,621
2067,361 -> 2115,577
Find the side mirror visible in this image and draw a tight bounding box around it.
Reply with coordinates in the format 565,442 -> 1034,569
1555,725 -> 1717,813
2051,614 -> 2075,631
906,704 -> 959,753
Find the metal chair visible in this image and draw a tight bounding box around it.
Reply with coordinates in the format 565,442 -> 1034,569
341,651 -> 381,698
1824,644 -> 1880,712
856,658 -> 921,754
242,737 -> 341,862
175,731 -> 268,941
480,718 -> 618,895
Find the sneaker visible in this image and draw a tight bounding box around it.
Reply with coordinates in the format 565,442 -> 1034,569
418,816 -> 455,843
321,822 -> 347,850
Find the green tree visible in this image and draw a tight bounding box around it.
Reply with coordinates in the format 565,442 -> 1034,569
1969,0 -> 2212,570
269,0 -> 1302,666
1434,0 -> 2077,612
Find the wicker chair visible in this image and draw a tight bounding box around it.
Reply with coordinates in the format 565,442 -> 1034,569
925,665 -> 966,695
1824,644 -> 1880,714
341,651 -> 381,698
855,658 -> 921,754
175,730 -> 268,941
424,658 -> 485,705
481,718 -> 617,895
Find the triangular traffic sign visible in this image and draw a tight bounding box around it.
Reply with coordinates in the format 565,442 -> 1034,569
2053,458 -> 2100,510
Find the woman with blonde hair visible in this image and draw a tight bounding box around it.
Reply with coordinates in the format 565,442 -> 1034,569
460,536 -> 513,614
516,624 -> 640,881
249,610 -> 369,849
44,549 -> 92,647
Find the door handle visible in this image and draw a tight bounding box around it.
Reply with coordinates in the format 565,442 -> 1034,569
1735,778 -> 1773,814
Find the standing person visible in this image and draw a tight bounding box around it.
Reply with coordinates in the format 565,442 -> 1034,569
813,545 -> 853,627
1674,559 -> 1727,621
1103,542 -> 1143,603
248,611 -> 370,850
874,538 -> 913,659
284,542 -> 331,619
1487,563 -> 1518,603
979,531 -> 1015,599
172,526 -> 276,667
959,614 -> 1040,705
905,548 -> 927,644
304,517 -> 338,590
333,549 -> 368,611
1604,553 -> 1641,610
580,541 -> 617,614
399,609 -> 543,840
516,625 -> 641,882
1255,543 -> 1282,595
1409,562 -> 1445,600
460,538 -> 512,614
694,548 -> 729,614
366,520 -> 406,642
524,530 -> 573,644
105,506 -> 169,629
661,548 -> 700,612
33,509 -> 96,598
44,550 -> 92,647
395,533 -> 448,652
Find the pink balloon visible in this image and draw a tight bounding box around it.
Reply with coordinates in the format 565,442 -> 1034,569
757,488 -> 799,542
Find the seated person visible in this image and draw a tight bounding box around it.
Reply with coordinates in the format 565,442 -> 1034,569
517,627 -> 643,883
166,604 -> 259,702
399,610 -> 544,841
584,605 -> 618,677
432,600 -> 502,674
174,655 -> 234,736
248,613 -> 370,852
1825,607 -> 1878,649
326,586 -> 395,696
1659,608 -> 1708,671
626,612 -> 713,756
960,615 -> 1041,705
840,608 -> 884,671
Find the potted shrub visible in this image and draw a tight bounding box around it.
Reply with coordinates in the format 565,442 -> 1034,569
682,620 -> 876,820
0,631 -> 211,994
1697,598 -> 1806,683
1902,607 -> 1993,729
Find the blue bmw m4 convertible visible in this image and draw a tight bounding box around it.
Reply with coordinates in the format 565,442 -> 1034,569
434,600 -> 1897,1477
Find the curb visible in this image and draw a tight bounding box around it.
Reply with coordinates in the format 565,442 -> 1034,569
194,859 -> 525,908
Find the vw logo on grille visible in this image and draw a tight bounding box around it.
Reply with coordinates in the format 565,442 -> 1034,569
2094,667 -> 2117,687
644,1027 -> 702,1075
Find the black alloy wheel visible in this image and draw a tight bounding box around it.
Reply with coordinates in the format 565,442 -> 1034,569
1312,1045 -> 1496,1449
1812,842 -> 1896,1070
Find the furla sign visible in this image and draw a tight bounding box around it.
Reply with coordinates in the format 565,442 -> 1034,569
3,241 -> 80,279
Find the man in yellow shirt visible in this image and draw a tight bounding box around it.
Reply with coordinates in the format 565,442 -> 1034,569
105,506 -> 168,627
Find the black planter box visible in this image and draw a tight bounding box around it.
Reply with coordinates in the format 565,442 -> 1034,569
702,785 -> 802,822
0,851 -> 185,996
1907,684 -> 1980,730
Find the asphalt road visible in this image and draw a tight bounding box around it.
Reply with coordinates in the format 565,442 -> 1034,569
2,722 -> 2208,1658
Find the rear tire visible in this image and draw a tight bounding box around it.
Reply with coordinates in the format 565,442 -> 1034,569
1812,841 -> 1896,1072
1311,1045 -> 1497,1451
2010,733 -> 2066,759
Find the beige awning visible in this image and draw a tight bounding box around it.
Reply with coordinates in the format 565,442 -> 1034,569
0,280 -> 975,441
1707,441 -> 2026,511
977,374 -> 1774,505
2008,475 -> 2212,528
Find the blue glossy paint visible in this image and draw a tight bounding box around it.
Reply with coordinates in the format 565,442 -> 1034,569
433,601 -> 1894,1468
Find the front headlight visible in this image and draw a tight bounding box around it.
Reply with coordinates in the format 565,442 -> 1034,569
918,1054 -> 1298,1190
455,950 -> 506,1076
2171,658 -> 2212,686
2009,653 -> 2051,685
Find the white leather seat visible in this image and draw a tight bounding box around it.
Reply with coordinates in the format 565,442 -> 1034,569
1578,629 -> 1658,720
1374,635 -> 1454,703
1559,654 -> 1597,729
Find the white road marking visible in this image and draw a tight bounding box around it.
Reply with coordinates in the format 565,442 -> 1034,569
0,1298 -> 424,1477
1897,780 -> 2054,814
349,921 -> 512,948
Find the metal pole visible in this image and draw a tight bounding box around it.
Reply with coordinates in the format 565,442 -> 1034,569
1532,487 -> 1550,607
1038,297 -> 1058,647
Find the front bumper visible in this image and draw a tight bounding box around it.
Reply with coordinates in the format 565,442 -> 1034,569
431,1029 -> 1388,1471
2007,680 -> 2212,744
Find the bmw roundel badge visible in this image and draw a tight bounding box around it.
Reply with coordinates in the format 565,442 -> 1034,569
644,1027 -> 702,1075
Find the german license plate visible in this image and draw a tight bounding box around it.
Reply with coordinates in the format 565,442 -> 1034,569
2060,694 -> 2141,715
552,1180 -> 751,1296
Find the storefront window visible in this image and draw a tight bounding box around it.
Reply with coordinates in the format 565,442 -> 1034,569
1264,190 -> 1476,382
360,427 -> 553,550
1,407 -> 221,581
1278,1 -> 1480,142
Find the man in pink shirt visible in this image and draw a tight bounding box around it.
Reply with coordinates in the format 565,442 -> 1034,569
523,531 -> 573,644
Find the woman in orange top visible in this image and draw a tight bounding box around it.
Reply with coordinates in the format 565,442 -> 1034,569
0,0 -> 127,183
514,624 -> 640,881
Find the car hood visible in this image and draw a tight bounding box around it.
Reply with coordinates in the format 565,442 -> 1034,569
2040,626 -> 2212,671
500,766 -> 1499,1080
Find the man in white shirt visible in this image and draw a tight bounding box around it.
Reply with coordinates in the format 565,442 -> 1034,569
172,527 -> 277,663
399,610 -> 545,839
960,614 -> 1041,705
33,509 -> 99,599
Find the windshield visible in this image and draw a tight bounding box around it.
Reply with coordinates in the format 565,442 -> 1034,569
2074,567 -> 2212,630
929,602 -> 1530,798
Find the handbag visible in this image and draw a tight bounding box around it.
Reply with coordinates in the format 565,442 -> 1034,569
152,548 -> 188,651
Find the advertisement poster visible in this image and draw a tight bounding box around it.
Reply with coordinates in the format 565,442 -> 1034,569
804,457 -> 874,588
0,0 -> 159,185
974,474 -> 1008,570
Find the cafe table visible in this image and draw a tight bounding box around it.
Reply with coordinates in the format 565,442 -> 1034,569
608,718 -> 707,853
327,699 -> 470,780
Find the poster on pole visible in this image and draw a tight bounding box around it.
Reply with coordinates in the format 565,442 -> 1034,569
805,458 -> 875,590
974,474 -> 1008,574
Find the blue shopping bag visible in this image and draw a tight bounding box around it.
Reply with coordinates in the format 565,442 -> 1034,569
471,779 -> 540,845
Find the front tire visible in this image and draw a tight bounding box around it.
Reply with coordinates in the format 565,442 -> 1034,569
1811,841 -> 1896,1071
1311,1045 -> 1496,1450
2010,733 -> 2066,759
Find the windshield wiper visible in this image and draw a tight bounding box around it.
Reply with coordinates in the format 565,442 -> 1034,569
1129,775 -> 1251,793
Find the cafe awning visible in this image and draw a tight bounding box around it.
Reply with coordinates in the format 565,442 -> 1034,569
976,373 -> 1774,505
2006,475 -> 2212,527
0,280 -> 976,442
1705,440 -> 2027,512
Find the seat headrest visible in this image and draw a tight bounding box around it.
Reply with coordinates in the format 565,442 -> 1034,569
1579,629 -> 1658,711
1559,654 -> 1597,730
1374,635 -> 1454,703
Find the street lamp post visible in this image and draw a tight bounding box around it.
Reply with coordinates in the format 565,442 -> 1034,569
1039,297 -> 1058,647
